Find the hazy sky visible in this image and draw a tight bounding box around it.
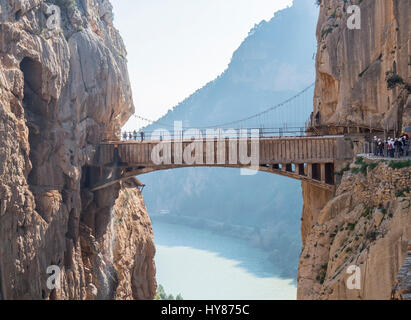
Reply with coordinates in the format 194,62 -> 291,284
111,0 -> 293,129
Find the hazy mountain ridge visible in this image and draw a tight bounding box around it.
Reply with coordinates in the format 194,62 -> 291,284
145,0 -> 318,129
141,0 -> 319,279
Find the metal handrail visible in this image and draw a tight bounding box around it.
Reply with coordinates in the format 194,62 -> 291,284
115,127 -> 311,142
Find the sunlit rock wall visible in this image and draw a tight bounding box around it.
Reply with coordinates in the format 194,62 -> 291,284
0,0 -> 155,299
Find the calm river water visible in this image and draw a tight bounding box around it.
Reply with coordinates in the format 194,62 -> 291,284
152,220 -> 297,300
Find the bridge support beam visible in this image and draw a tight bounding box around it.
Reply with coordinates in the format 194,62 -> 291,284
307,164 -> 313,179
325,163 -> 335,185
320,163 -> 326,183
297,164 -> 305,176
311,164 -> 321,181
282,164 -> 293,173
87,166 -> 127,192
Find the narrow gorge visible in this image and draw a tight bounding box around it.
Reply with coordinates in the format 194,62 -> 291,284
0,0 -> 410,301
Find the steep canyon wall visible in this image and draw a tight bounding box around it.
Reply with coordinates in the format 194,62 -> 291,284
0,0 -> 155,299
312,0 -> 410,131
298,0 -> 411,300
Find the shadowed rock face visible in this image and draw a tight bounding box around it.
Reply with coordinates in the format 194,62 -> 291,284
0,0 -> 155,299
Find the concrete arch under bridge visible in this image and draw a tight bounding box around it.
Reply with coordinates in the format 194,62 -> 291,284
85,135 -> 354,192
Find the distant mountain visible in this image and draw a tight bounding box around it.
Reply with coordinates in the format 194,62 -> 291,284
145,0 -> 317,130
140,0 -> 319,278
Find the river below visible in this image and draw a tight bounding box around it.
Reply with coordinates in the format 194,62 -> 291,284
152,220 -> 297,300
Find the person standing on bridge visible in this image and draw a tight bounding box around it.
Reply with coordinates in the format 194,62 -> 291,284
140,130 -> 145,142
394,138 -> 403,158
373,136 -> 378,156
386,138 -> 391,157
401,132 -> 409,156
122,132 -> 127,141
133,130 -> 138,141
377,139 -> 384,157
388,138 -> 395,158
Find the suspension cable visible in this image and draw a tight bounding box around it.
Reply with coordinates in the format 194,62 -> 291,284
131,82 -> 315,129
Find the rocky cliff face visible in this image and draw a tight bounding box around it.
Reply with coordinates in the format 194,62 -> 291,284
0,0 -> 156,299
313,0 -> 410,132
299,161 -> 411,299
111,179 -> 156,300
298,0 -> 411,300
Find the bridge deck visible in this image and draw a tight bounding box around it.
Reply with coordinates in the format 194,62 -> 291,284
94,136 -> 350,167
88,136 -> 353,192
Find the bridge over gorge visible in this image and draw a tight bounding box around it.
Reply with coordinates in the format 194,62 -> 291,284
86,135 -> 354,192
84,84 -> 364,192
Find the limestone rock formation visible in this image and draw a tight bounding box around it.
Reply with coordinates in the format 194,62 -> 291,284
312,0 -> 410,133
299,161 -> 411,299
0,0 -> 156,299
298,0 -> 411,300
112,179 -> 156,300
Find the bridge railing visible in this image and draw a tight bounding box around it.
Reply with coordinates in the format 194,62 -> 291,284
116,127 -> 310,142
360,140 -> 410,159
94,135 -> 352,167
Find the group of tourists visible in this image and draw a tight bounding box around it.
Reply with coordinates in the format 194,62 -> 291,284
122,130 -> 145,141
373,132 -> 409,158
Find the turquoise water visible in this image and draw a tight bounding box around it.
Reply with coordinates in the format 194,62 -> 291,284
152,220 -> 297,300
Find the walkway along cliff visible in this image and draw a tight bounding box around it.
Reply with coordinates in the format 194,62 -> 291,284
0,0 -> 155,299
298,0 -> 411,300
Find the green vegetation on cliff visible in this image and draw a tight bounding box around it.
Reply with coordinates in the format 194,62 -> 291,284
154,285 -> 183,301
